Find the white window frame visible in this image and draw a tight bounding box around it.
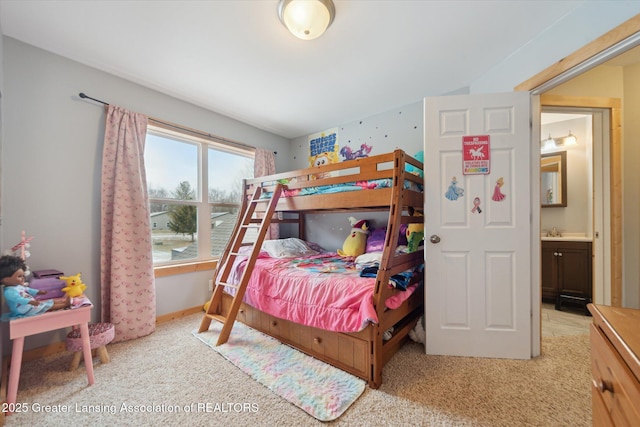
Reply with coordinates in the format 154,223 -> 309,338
146,123 -> 254,267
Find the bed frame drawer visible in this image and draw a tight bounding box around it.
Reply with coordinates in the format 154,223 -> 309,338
268,316 -> 290,341
223,294 -> 370,380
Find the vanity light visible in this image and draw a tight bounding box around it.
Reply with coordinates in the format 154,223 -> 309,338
540,131 -> 578,152
561,131 -> 578,146
554,131 -> 578,147
278,0 -> 335,40
542,133 -> 556,150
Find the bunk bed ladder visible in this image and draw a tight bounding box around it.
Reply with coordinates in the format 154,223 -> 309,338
198,184 -> 283,345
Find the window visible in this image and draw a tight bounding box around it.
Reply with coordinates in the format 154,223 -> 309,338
145,123 -> 254,265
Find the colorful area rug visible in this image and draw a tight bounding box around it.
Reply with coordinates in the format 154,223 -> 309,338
193,321 -> 365,422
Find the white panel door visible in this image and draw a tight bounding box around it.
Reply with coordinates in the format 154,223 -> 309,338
424,92 -> 531,359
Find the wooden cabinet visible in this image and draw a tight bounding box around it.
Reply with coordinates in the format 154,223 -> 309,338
541,240 -> 592,311
588,304 -> 640,426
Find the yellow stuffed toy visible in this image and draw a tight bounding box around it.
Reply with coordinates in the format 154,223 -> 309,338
337,217 -> 370,257
406,207 -> 424,253
60,273 -> 87,298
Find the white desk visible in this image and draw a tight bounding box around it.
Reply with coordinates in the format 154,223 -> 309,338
7,306 -> 94,413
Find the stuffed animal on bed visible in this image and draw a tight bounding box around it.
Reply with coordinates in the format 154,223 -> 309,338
406,207 -> 424,253
337,217 -> 370,257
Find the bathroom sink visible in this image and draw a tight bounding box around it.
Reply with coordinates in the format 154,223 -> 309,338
541,232 -> 592,242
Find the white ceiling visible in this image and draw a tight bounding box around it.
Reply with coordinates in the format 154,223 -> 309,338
541,113 -> 590,125
1,1 -> 590,139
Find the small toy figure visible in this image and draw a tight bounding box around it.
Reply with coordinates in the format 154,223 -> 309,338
0,255 -> 65,319
60,273 -> 87,298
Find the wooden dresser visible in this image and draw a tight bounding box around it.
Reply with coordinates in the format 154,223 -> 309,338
587,304 -> 640,426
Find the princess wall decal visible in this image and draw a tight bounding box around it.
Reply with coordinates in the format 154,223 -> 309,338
444,176 -> 464,201
492,177 -> 506,201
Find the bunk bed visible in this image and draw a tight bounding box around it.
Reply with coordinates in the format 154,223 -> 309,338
211,149 -> 424,389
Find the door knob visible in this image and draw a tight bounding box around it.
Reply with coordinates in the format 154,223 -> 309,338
429,235 -> 441,244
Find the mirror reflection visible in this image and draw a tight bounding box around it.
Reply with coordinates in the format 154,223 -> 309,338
541,151 -> 567,207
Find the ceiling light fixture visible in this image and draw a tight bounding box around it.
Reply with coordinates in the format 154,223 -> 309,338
278,0 -> 335,40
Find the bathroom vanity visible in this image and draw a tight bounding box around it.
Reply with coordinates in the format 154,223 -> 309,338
541,236 -> 592,313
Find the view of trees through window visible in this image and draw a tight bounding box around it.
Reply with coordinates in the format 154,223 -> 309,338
145,125 -> 254,265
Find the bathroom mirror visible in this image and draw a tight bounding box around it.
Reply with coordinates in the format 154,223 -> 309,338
541,151 -> 567,207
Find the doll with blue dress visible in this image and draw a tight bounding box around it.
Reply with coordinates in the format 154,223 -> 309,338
0,255 -> 60,319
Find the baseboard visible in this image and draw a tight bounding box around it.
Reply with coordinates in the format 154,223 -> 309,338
156,305 -> 203,324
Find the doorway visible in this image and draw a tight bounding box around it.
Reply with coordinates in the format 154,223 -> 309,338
539,94 -> 622,308
518,14 -> 640,309
540,107 -> 611,316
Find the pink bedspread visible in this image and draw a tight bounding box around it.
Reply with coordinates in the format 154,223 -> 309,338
222,251 -> 418,333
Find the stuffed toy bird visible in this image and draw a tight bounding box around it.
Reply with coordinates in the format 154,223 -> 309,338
60,273 -> 87,298
337,217 -> 370,258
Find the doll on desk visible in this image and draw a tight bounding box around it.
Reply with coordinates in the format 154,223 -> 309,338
0,255 -> 69,320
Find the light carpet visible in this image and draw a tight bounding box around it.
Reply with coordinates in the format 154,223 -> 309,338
193,321 -> 365,421
3,313 -> 591,426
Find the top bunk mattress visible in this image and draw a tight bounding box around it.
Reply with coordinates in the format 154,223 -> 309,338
260,178 -> 421,199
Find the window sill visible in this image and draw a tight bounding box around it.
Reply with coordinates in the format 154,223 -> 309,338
154,260 -> 217,278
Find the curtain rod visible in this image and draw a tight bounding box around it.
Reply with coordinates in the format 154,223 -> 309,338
78,92 -> 276,154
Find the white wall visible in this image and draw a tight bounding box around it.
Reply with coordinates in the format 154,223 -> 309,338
540,117 -> 592,236
283,4 -> 640,250
283,3 -> 640,308
470,2 -> 640,94
1,38 -> 290,351
286,102 -> 423,250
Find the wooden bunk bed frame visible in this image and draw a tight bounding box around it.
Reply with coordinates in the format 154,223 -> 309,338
217,149 -> 424,389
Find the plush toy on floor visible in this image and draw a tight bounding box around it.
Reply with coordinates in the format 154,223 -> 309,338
337,216 -> 370,258
409,315 -> 425,345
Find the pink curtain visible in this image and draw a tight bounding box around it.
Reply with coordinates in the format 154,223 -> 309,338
101,105 -> 155,342
254,148 -> 279,239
